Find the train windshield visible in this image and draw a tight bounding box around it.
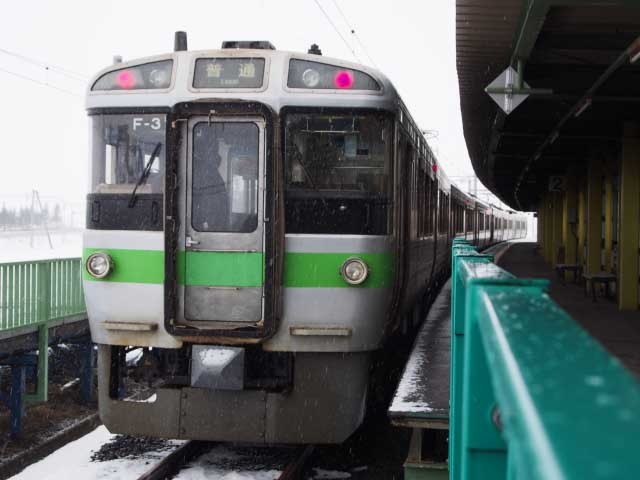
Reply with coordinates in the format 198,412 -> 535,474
89,114 -> 166,196
284,112 -> 392,235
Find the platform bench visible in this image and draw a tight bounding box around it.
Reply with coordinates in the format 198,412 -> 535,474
583,272 -> 617,302
554,263 -> 582,284
388,280 -> 451,480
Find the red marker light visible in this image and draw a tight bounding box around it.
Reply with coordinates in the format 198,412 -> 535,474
334,70 -> 354,89
432,164 -> 438,172
116,70 -> 135,89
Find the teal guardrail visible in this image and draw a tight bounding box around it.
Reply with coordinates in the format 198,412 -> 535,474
0,258 -> 86,332
450,239 -> 640,480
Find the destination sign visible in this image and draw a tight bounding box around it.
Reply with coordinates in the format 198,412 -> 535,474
193,58 -> 265,89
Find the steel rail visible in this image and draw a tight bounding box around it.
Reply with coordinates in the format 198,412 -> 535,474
278,445 -> 315,479
136,442 -> 314,480
136,441 -> 208,480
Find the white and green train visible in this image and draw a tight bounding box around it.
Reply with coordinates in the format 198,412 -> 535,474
83,33 -> 527,444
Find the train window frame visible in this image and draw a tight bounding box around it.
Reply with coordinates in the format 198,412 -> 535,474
190,120 -> 261,234
86,108 -> 170,231
281,106 -> 394,236
188,53 -> 270,94
88,112 -> 168,196
88,55 -> 177,96
283,54 -> 385,96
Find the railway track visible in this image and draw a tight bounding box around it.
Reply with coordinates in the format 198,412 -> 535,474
137,441 -> 314,480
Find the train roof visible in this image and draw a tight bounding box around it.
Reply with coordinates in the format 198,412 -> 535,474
87,45 -> 457,185
86,49 -> 399,112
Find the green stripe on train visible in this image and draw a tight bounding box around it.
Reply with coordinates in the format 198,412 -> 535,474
83,248 -> 164,284
181,251 -> 263,287
83,248 -> 393,288
283,252 -> 393,288
82,249 -> 262,286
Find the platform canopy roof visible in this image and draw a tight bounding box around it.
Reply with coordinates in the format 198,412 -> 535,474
456,0 -> 640,211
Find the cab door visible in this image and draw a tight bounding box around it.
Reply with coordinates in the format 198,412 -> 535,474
183,116 -> 265,324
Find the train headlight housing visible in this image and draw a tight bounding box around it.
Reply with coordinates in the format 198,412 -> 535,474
92,60 -> 173,91
86,252 -> 113,279
302,68 -> 320,88
341,257 -> 369,285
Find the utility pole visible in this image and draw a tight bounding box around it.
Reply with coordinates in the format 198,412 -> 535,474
31,190 -> 53,249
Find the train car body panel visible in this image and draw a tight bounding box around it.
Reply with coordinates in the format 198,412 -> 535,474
83,41 -> 527,444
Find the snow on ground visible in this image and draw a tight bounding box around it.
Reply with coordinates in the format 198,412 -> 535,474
10,426 -> 179,480
175,445 -> 282,480
387,331 -> 434,414
0,230 -> 82,262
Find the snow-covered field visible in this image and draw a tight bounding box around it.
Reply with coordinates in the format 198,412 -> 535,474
0,230 -> 82,263
9,426 -> 181,480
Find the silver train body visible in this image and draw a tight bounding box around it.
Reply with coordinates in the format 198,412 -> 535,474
83,42 -> 527,444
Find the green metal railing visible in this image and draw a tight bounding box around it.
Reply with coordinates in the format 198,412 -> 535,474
450,239 -> 640,479
0,258 -> 86,332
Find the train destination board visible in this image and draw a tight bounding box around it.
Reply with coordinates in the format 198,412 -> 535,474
193,57 -> 265,88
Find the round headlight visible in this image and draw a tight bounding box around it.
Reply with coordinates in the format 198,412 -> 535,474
86,252 -> 113,279
302,68 -> 320,88
341,257 -> 369,285
148,68 -> 170,88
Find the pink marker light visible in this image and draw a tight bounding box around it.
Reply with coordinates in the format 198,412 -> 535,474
334,70 -> 354,89
116,70 -> 136,89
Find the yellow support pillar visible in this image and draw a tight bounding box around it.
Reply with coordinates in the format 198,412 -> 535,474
540,194 -> 548,260
586,156 -> 603,275
578,177 -> 587,266
552,192 -> 564,266
619,124 -> 640,310
544,192 -> 554,263
538,201 -> 544,250
563,170 -> 578,280
577,176 -> 586,267
604,167 -> 614,272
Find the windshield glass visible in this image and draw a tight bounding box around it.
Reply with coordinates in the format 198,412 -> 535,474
284,112 -> 392,235
90,114 -> 166,195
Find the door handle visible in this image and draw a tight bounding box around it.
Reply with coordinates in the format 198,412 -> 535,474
185,236 -> 200,247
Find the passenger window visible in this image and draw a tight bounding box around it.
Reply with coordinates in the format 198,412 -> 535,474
284,112 -> 392,235
191,122 -> 259,233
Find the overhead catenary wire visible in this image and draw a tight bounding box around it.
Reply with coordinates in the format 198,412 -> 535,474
311,0 -> 361,63
0,66 -> 83,98
330,0 -> 378,68
0,47 -> 88,81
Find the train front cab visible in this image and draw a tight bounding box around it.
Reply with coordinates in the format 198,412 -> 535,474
86,101 -> 401,444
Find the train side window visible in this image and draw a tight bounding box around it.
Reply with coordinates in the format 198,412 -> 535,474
444,194 -> 450,234
430,178 -> 437,235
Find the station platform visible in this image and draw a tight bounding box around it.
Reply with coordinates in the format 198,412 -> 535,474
497,241 -> 640,377
388,280 -> 451,430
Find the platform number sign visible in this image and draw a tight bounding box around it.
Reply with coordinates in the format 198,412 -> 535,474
548,176 -> 566,192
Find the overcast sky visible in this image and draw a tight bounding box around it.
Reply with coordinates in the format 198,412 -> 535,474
0,0 -> 474,205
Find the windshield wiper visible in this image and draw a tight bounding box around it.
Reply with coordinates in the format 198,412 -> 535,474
128,142 -> 162,208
